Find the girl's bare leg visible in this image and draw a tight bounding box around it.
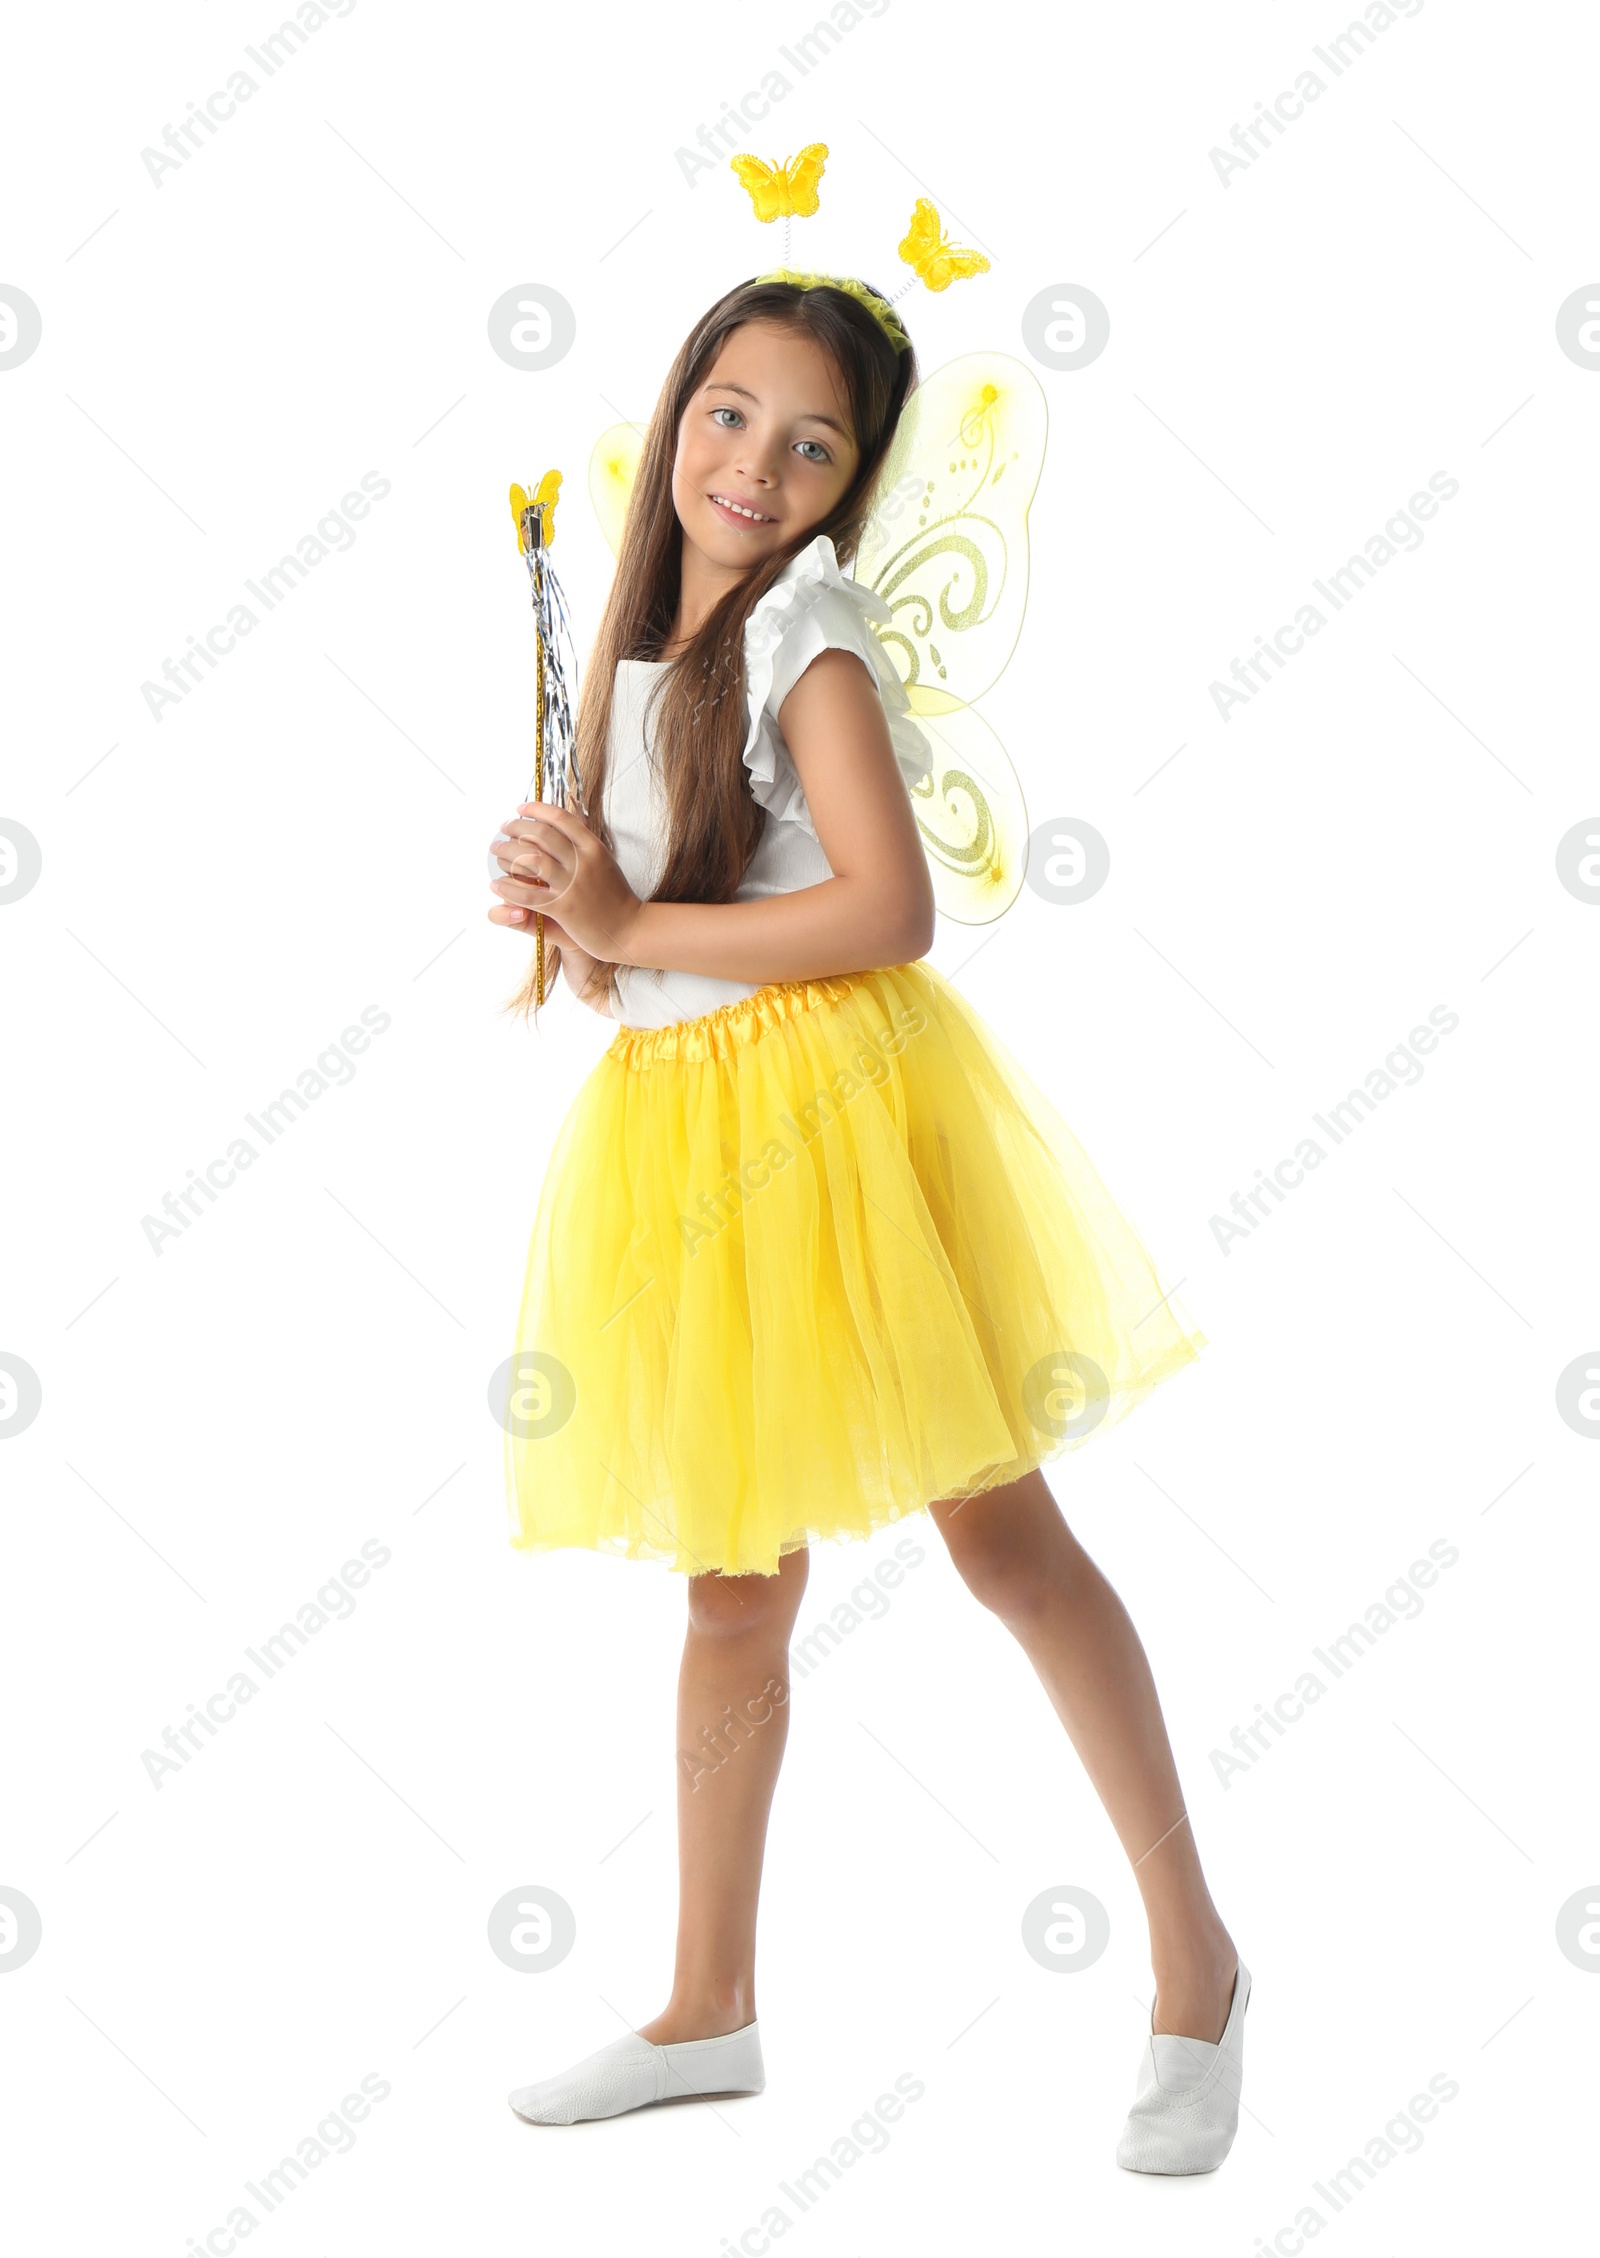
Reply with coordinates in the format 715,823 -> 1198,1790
637,1545 -> 811,2044
929,1470 -> 1238,2043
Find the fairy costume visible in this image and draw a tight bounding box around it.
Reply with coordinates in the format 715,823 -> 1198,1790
502,529 -> 1206,1576
501,152 -> 1206,1576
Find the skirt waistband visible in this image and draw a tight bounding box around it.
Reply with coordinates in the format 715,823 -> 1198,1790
607,969 -> 881,1069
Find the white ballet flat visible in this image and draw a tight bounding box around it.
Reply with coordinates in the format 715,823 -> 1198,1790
1115,1961 -> 1251,2174
508,2019 -> 765,2125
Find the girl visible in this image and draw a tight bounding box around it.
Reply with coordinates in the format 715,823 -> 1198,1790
488,273 -> 1249,2171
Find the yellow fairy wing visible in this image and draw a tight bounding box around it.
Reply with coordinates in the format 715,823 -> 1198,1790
897,198 -> 990,292
855,352 -> 1046,714
905,701 -> 1028,925
730,143 -> 829,221
588,421 -> 648,558
854,352 -> 1045,926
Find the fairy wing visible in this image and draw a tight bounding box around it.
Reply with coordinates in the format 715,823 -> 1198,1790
898,700 -> 1031,924
589,421 -> 649,558
853,351 -> 1047,924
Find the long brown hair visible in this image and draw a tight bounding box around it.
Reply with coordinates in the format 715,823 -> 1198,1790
505,276 -> 918,1021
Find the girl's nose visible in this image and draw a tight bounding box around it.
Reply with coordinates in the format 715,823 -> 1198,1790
734,437 -> 784,484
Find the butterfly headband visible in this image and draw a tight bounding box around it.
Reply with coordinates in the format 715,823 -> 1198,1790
728,142 -> 989,353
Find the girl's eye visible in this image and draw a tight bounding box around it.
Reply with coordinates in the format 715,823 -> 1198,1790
707,406 -> 830,464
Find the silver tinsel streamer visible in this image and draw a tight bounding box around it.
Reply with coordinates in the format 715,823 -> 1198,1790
517,499 -> 583,818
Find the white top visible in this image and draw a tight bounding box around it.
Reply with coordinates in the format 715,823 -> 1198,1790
600,533 -> 934,1029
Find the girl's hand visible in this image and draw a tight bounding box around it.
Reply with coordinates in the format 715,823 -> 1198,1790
487,826 -> 561,966
490,801 -> 642,964
485,837 -> 613,1013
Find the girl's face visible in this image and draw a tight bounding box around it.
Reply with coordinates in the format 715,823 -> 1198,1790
672,318 -> 862,568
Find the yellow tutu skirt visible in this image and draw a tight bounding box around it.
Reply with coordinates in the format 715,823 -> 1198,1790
502,959 -> 1206,1577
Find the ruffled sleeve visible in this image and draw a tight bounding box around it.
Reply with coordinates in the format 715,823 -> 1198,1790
740,532 -> 932,843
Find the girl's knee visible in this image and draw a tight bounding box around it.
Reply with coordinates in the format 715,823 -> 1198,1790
688,1547 -> 808,1636
930,1482 -> 1072,1622
943,1527 -> 1041,1620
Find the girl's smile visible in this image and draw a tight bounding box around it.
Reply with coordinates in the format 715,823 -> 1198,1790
706,491 -> 779,528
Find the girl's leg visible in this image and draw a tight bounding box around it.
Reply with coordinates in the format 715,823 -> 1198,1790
636,1544 -> 811,2045
928,1471 -> 1238,2043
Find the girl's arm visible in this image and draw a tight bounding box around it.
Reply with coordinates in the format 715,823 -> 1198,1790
550,927 -> 614,1016
620,650 -> 935,983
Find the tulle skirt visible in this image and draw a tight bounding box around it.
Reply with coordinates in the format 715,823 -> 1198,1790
502,959 -> 1206,1578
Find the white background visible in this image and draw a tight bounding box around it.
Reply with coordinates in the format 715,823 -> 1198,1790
3,0 -> 1596,2250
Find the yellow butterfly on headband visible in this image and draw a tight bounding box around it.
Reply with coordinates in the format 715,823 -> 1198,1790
730,142 -> 829,223
898,197 -> 990,292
